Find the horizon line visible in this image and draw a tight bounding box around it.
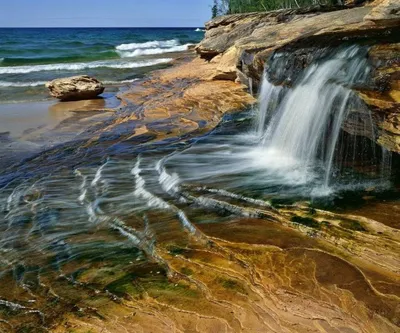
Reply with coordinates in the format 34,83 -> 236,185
0,26 -> 205,29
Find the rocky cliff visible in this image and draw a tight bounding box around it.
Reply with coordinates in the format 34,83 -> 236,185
196,0 -> 400,153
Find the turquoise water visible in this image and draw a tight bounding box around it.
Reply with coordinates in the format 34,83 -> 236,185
0,28 -> 204,102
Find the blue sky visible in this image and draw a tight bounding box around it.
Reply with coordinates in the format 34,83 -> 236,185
0,0 -> 214,27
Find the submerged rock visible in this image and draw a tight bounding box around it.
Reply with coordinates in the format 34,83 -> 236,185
46,75 -> 105,101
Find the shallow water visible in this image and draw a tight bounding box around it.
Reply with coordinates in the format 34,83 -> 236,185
0,106 -> 396,269
0,107 -> 399,331
0,43 -> 399,331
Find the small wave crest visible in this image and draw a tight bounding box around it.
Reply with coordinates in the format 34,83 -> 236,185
0,58 -> 172,74
0,51 -> 120,66
116,39 -> 179,51
195,28 -> 205,32
118,44 -> 191,58
0,79 -> 137,88
115,39 -> 191,58
0,81 -> 46,87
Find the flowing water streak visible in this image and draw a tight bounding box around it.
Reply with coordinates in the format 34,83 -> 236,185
156,156 -> 181,196
256,77 -> 282,137
132,158 -> 171,210
258,46 -> 373,188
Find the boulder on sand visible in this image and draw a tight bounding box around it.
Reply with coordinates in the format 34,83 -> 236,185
46,75 -> 105,101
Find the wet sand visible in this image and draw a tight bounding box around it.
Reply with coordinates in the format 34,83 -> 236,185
0,101 -> 61,138
0,96 -> 118,139
0,94 -> 119,169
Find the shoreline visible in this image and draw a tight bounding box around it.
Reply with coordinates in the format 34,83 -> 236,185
0,47 -> 255,168
0,48 -> 206,140
0,92 -> 118,169
1,9 -> 399,331
0,47 -> 256,172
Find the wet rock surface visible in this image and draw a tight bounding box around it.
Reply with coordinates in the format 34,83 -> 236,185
197,0 -> 400,153
0,7 -> 399,333
1,149 -> 399,332
364,43 -> 400,152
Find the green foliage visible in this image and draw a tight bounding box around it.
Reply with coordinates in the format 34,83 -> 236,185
212,0 -> 342,16
212,4 -> 219,18
212,0 -> 230,17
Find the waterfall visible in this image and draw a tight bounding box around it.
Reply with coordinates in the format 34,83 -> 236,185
256,46 -> 378,189
256,78 -> 282,137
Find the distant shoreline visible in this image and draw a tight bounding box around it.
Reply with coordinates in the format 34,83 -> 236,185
0,26 -> 205,29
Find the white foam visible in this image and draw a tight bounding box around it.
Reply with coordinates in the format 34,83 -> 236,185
244,147 -> 313,185
156,159 -> 181,194
116,39 -> 179,51
118,44 -> 191,58
91,162 -> 107,187
132,158 -> 171,210
0,81 -> 46,87
195,28 -> 205,32
113,225 -> 141,245
103,78 -> 139,85
0,58 -> 172,74
177,211 -> 196,234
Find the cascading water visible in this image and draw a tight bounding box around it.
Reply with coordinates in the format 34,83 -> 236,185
256,79 -> 282,137
0,38 -> 399,331
147,46 -> 393,201
255,46 -> 384,190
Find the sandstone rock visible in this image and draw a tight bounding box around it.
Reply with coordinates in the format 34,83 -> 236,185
361,43 -> 400,153
209,47 -> 240,81
197,6 -> 351,60
46,75 -> 105,101
364,0 -> 400,25
197,3 -> 399,85
197,2 -> 400,153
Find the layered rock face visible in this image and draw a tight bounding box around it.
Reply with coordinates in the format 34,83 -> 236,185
196,0 -> 400,153
363,43 -> 400,152
46,75 -> 105,101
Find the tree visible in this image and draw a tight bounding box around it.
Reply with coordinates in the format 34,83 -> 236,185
211,0 -> 230,17
212,0 -> 219,18
212,0 -> 342,15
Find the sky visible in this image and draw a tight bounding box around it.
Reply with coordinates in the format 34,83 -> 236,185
0,0 -> 214,27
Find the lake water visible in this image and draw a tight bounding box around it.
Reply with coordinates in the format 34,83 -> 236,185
0,27 -> 204,103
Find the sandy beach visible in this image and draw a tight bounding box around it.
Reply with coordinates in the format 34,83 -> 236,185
0,92 -> 120,171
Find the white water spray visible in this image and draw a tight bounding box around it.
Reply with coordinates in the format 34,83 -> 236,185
256,46 -> 373,188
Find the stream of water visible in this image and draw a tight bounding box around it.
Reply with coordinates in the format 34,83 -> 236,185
0,45 -> 394,271
0,45 -> 398,330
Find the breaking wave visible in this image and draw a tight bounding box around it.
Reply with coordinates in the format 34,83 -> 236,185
115,39 -> 191,58
0,58 -> 172,74
0,79 -> 138,87
116,39 -> 180,51
0,81 -> 46,87
118,44 -> 191,58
